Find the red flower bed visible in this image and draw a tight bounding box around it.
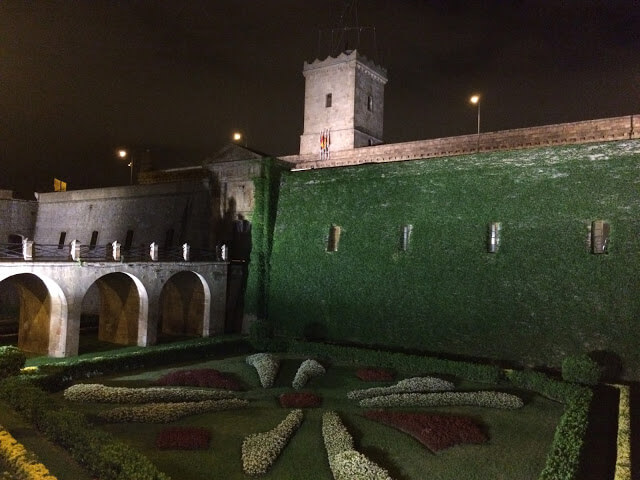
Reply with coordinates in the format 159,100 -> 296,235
156,368 -> 242,390
155,427 -> 211,450
355,368 -> 395,382
278,392 -> 322,408
363,410 -> 487,452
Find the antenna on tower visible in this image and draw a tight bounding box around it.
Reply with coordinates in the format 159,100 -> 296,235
316,0 -> 380,62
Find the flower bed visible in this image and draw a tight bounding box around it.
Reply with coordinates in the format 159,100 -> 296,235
355,368 -> 394,382
246,353 -> 280,388
98,398 -> 248,423
155,427 -> 211,450
322,411 -> 393,480
0,426 -> 57,480
347,376 -> 454,401
359,391 -> 524,409
64,383 -> 237,403
241,409 -> 303,475
156,368 -> 242,391
292,359 -> 325,390
278,392 -> 321,408
363,410 -> 487,452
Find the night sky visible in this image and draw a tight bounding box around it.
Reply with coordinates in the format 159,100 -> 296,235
1,1 -> 639,196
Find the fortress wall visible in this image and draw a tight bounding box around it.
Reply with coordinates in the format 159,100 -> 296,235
33,181 -> 212,249
0,196 -> 37,242
283,114 -> 639,170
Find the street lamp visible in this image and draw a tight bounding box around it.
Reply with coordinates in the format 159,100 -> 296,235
232,131 -> 247,147
470,94 -> 481,152
117,149 -> 133,185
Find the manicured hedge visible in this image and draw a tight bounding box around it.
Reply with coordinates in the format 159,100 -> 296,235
0,346 -> 26,380
286,341 -> 503,383
156,368 -> 243,390
25,337 -> 250,391
246,353 -> 280,388
64,384 -> 237,403
0,425 -> 57,480
347,376 -> 454,401
0,377 -> 169,480
358,391 -> 524,409
98,398 -> 248,423
291,359 -> 325,390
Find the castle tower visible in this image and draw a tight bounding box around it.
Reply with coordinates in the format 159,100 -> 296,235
299,50 -> 388,156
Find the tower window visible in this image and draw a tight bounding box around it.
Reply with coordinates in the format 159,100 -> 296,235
325,93 -> 332,108
367,95 -> 373,112
124,230 -> 134,250
58,232 -> 67,249
487,222 -> 501,253
327,225 -> 341,252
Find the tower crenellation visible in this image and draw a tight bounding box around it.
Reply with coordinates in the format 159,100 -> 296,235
299,50 -> 388,157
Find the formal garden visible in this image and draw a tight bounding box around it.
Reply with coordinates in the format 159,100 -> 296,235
0,336 -> 629,480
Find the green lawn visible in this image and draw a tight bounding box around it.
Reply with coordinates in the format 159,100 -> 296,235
61,354 -> 564,480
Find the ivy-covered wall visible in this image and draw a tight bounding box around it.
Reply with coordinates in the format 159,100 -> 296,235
268,140 -> 640,377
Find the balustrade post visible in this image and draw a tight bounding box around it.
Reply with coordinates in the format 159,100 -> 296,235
150,242 -> 158,261
70,240 -> 81,261
182,243 -> 190,261
22,238 -> 33,261
112,241 -> 121,261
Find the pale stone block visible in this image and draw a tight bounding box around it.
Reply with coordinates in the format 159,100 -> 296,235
150,242 -> 158,261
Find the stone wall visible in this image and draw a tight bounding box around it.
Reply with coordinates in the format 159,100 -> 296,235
285,114 -> 640,170
33,181 -> 212,250
0,193 -> 37,243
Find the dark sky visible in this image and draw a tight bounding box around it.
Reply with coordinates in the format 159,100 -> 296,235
1,1 -> 639,195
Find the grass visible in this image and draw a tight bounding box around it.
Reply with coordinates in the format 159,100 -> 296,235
60,354 -> 564,480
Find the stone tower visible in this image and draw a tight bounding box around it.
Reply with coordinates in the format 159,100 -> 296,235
299,50 -> 388,155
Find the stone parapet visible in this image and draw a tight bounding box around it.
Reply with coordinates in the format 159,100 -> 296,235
284,114 -> 639,170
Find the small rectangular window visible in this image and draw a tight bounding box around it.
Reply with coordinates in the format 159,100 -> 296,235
57,232 -> 66,250
89,231 -> 99,250
590,220 -> 610,254
124,230 -> 134,250
327,225 -> 341,252
400,224 -> 413,251
325,93 -> 332,108
487,222 -> 501,253
367,95 -> 373,112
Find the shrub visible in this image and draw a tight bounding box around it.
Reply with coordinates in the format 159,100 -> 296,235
0,377 -> 169,480
156,368 -> 243,390
64,383 -> 237,403
0,426 -> 57,480
347,376 -> 454,401
355,368 -> 394,382
359,391 -> 524,409
561,354 -> 601,385
0,346 -> 26,380
614,385 -> 631,480
241,409 -> 303,475
278,392 -> 321,408
292,359 -> 325,390
246,353 -> 280,388
322,411 -> 392,480
98,398 -> 248,423
155,427 -> 211,450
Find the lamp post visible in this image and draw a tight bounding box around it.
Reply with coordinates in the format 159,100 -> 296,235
118,149 -> 133,185
470,94 -> 481,152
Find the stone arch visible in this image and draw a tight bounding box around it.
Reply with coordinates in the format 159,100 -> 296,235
159,271 -> 211,338
0,273 -> 68,356
86,272 -> 148,346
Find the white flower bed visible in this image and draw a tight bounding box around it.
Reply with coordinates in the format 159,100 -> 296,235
64,383 -> 237,403
246,353 -> 280,388
98,398 -> 248,423
347,376 -> 454,400
359,391 -> 524,409
241,409 -> 304,475
322,411 -> 393,480
292,359 -> 326,390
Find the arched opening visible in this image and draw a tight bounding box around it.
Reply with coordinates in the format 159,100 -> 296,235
0,273 -> 67,355
159,271 -> 210,341
81,272 -> 145,350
